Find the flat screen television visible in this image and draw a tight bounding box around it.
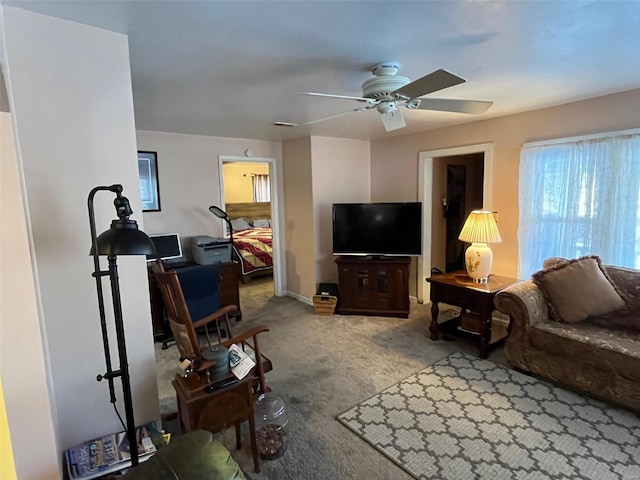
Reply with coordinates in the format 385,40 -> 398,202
332,202 -> 422,257
146,233 -> 183,261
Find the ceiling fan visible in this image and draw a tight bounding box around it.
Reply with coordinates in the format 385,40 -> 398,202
284,63 -> 493,132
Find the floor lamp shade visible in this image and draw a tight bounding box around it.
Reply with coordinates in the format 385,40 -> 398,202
88,185 -> 155,467
94,219 -> 156,256
458,210 -> 501,283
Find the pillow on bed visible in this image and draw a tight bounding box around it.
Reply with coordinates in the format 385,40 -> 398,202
532,255 -> 626,324
230,217 -> 251,231
251,218 -> 270,228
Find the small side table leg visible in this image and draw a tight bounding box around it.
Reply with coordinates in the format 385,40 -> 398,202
479,314 -> 492,359
430,302 -> 439,340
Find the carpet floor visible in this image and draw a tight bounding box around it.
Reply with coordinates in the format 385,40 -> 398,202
154,278 -> 631,479
338,351 -> 640,480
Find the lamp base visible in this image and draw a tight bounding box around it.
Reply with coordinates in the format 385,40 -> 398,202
464,243 -> 493,283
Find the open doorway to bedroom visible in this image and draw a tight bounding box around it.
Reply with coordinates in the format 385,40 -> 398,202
218,156 -> 282,305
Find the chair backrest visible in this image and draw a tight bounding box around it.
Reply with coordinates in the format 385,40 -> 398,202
174,263 -> 222,321
153,269 -> 200,360
151,258 -> 165,274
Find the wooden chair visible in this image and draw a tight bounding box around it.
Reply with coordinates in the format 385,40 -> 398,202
152,261 -> 235,361
153,259 -> 272,397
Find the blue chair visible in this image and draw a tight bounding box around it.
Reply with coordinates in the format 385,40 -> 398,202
153,261 -> 235,361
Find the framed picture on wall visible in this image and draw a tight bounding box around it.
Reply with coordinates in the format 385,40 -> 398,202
138,151 -> 160,211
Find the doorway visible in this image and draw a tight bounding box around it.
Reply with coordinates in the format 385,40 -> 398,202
217,155 -> 283,298
418,143 -> 494,303
442,155 -> 485,272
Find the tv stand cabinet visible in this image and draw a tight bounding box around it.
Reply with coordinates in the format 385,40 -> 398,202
335,256 -> 410,318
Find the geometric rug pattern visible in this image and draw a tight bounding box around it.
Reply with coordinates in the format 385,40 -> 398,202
337,352 -> 640,480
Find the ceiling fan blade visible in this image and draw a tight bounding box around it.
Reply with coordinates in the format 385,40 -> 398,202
406,98 -> 493,114
297,92 -> 375,103
300,105 -> 375,126
380,108 -> 406,132
392,69 -> 465,100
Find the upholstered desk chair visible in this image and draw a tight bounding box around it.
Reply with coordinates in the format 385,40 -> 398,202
152,261 -> 235,361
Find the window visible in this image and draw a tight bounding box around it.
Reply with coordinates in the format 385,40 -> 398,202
252,174 -> 270,202
518,131 -> 640,277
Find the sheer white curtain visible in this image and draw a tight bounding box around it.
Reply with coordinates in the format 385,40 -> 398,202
519,133 -> 640,277
252,174 -> 270,202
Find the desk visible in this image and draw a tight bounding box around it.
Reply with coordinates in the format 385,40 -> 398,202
172,372 -> 259,472
426,272 -> 522,358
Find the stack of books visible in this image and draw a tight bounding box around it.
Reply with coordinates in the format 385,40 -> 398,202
65,421 -> 166,480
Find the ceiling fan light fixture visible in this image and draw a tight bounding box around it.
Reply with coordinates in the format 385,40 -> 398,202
377,101 -> 398,115
380,108 -> 406,132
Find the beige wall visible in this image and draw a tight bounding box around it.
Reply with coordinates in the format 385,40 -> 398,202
311,136 -> 370,287
223,162 -> 270,203
137,130 -> 281,261
282,137 -> 315,297
1,108 -> 58,477
2,7 -> 158,475
371,87 -> 640,279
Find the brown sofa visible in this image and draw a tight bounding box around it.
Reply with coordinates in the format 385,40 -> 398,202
494,260 -> 640,413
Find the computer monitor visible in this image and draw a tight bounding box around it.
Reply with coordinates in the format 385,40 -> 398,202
146,233 -> 183,261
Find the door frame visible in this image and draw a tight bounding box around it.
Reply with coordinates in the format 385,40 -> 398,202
218,155 -> 284,297
417,143 -> 494,303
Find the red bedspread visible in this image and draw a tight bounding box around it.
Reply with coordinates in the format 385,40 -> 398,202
232,227 -> 273,275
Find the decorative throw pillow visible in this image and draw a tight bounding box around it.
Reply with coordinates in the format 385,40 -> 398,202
532,255 -> 626,324
252,218 -> 270,228
542,257 -> 570,270
230,217 -> 251,231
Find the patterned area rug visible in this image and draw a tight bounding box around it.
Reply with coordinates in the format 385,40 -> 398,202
337,352 -> 640,480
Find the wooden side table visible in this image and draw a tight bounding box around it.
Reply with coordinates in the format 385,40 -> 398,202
172,373 -> 260,473
426,272 -> 522,358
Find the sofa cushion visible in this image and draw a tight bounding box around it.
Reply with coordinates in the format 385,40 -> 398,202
529,320 -> 640,382
532,256 -> 626,324
123,430 -> 247,480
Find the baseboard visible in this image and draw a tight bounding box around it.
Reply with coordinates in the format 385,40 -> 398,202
287,291 -> 313,306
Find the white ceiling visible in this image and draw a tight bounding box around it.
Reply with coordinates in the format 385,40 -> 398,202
6,0 -> 640,141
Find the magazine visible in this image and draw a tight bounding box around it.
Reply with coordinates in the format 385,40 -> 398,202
229,343 -> 256,380
65,421 -> 161,480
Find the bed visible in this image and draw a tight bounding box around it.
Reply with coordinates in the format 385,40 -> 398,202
225,202 -> 273,283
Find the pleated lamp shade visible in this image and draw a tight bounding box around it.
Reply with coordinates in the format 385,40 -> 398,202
458,210 -> 501,283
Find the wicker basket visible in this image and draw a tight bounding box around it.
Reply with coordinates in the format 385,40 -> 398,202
313,295 -> 337,316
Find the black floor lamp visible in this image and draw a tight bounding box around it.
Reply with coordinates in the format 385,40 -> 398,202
88,184 -> 155,466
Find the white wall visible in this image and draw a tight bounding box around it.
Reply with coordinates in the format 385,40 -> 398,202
1,7 -> 158,473
136,130 -> 282,261
311,136 -> 370,285
0,106 -> 59,477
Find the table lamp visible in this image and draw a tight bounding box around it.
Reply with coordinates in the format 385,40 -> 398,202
88,184 -> 156,466
458,210 -> 501,283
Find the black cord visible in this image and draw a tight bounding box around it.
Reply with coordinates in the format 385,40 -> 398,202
113,403 -> 126,432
